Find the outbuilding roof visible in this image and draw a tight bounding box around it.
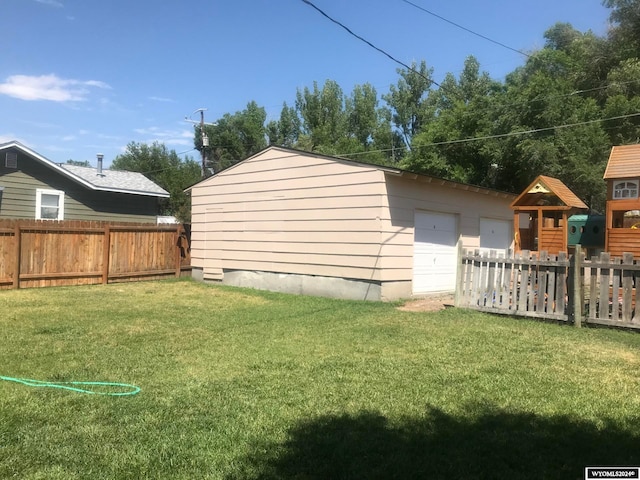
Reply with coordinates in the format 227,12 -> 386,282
0,140 -> 169,198
511,175 -> 588,209
603,144 -> 640,180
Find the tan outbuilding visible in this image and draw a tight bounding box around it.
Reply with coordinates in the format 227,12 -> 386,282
188,146 -> 515,301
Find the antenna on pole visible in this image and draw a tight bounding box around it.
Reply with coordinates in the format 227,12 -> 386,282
185,108 -> 215,177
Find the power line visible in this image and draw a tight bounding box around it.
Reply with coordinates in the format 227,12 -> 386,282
300,0 -> 439,87
339,111 -> 640,156
401,0 -> 531,59
497,79 -> 640,111
176,148 -> 197,156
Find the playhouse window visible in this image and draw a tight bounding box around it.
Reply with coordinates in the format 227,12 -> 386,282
613,181 -> 638,199
36,188 -> 64,220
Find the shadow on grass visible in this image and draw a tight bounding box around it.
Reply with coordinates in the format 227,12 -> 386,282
229,404 -> 640,480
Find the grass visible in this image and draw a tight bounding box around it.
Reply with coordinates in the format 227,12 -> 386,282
1,279 -> 639,479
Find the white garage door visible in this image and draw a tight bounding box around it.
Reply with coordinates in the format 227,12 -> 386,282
413,211 -> 458,294
479,218 -> 511,255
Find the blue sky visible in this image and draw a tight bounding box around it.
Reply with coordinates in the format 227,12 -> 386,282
1,0 -> 611,167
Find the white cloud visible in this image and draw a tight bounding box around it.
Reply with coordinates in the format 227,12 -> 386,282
149,96 -> 175,103
35,0 -> 63,7
0,74 -> 111,102
85,80 -> 111,89
133,126 -> 194,147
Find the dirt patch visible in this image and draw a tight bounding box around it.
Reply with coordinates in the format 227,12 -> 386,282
397,294 -> 455,312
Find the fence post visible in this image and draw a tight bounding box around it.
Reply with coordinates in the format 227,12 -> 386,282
175,224 -> 182,278
455,240 -> 464,307
13,222 -> 20,289
622,252 -> 634,322
569,245 -> 583,327
102,224 -> 110,284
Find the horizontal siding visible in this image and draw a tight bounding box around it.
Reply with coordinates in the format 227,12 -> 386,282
540,227 -> 564,255
212,206 -> 381,222
193,228 -> 383,245
217,240 -> 407,256
218,249 -> 384,269
379,174 -> 514,282
191,149 -> 385,280
195,161 -> 379,187
192,182 -> 382,204
191,149 -> 516,286
607,229 -> 640,257
0,168 -> 39,218
220,219 -> 380,233
191,195 -> 381,215
194,150 -> 377,186
0,154 -> 158,223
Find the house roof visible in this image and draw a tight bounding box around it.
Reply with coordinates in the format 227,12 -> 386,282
187,145 -> 517,199
61,164 -> 169,197
511,175 -> 588,209
0,140 -> 169,198
603,144 -> 640,180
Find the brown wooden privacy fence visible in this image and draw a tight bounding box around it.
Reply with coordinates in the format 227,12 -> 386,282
0,219 -> 191,290
455,243 -> 640,330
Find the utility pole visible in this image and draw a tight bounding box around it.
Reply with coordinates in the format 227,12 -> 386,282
185,108 -> 214,177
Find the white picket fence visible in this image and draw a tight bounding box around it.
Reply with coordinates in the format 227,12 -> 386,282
455,243 -> 640,330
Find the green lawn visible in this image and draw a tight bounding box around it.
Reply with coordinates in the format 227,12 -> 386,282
1,279 -> 639,479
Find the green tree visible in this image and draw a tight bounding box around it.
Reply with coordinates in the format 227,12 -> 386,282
383,61 -> 435,153
345,83 -> 398,164
197,101 -> 267,173
407,56 -> 502,185
291,80 -> 397,164
490,30 -> 611,209
66,159 -> 91,167
111,141 -> 201,223
266,102 -> 300,148
603,0 -> 640,58
295,80 -> 348,154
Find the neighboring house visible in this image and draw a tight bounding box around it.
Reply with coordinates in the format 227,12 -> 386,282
511,175 -> 588,255
604,144 -> 640,256
189,146 -> 516,301
0,141 -> 169,223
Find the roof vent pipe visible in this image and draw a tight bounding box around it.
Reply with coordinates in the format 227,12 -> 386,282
96,153 -> 104,176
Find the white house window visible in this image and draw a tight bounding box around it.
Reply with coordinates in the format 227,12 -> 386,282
36,189 -> 65,220
613,181 -> 639,199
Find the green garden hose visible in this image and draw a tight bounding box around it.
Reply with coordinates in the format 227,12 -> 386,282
0,375 -> 140,396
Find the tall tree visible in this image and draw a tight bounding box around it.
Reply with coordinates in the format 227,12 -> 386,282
491,29 -> 611,209
198,101 -> 267,173
343,83 -> 399,164
111,141 -> 201,222
603,0 -> 640,58
295,80 -> 348,154
383,61 -> 435,153
266,102 -> 300,148
406,56 -> 502,185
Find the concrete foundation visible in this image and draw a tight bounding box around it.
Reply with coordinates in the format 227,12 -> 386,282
380,281 -> 413,301
192,268 -> 419,301
191,267 -> 204,282
221,270 -> 382,301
